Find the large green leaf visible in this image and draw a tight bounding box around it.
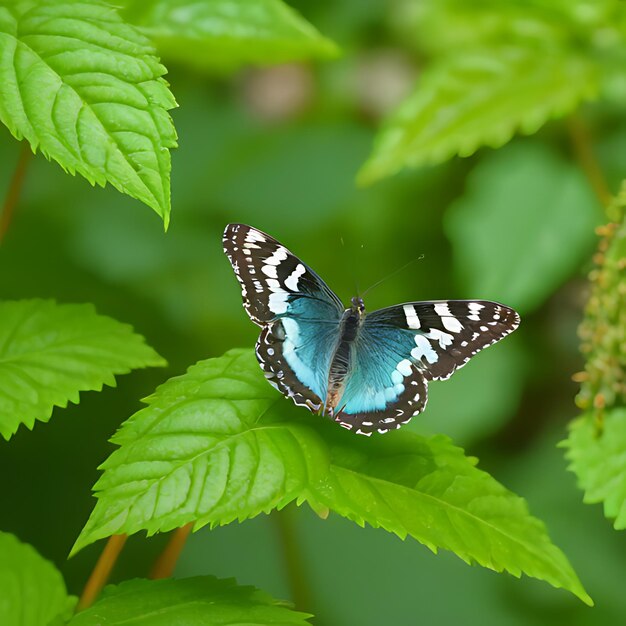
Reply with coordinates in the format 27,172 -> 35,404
444,141 -> 602,313
123,0 -> 339,72
68,576 -> 312,625
358,46 -> 597,184
0,0 -> 177,225
0,299 -> 165,440
71,349 -> 329,555
564,411 -> 626,530
0,531 -> 76,625
305,430 -> 593,606
75,349 -> 590,604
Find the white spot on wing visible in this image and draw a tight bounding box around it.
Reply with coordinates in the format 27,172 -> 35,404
262,264 -> 277,278
285,263 -> 306,291
412,335 -> 438,363
396,359 -> 412,376
425,328 -> 454,348
403,304 -> 421,329
434,303 -> 451,318
245,229 -> 266,243
265,247 -> 288,266
269,292 -> 288,313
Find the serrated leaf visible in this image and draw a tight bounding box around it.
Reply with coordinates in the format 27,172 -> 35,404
564,410 -> 626,529
304,431 -> 593,606
123,0 -> 339,72
0,531 -> 76,625
358,46 -> 598,184
0,299 -> 165,440
72,349 -> 329,555
444,141 -> 602,313
68,576 -> 312,625
75,348 -> 590,604
0,0 -> 177,225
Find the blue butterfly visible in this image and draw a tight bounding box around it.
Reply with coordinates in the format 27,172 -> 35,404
223,224 -> 520,436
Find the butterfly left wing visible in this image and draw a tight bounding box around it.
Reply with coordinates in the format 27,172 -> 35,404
223,223 -> 343,325
334,300 -> 520,435
223,223 -> 345,414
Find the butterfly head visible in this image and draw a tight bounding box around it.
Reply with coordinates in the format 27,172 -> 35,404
350,296 -> 366,314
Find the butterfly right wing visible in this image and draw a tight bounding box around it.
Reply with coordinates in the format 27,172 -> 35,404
223,223 -> 344,412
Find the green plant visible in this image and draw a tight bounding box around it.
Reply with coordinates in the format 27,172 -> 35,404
1,0 -> 625,623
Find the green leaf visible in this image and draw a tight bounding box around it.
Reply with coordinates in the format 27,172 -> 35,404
0,531 -> 76,625
72,349 -> 329,555
68,576 -> 312,625
404,0 -> 614,56
123,0 -> 340,72
304,431 -> 593,606
358,46 -> 598,184
75,348 -> 590,603
564,410 -> 626,530
0,299 -> 165,440
444,141 -> 602,313
0,0 -> 177,225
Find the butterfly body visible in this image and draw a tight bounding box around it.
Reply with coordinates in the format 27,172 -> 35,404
223,223 -> 520,436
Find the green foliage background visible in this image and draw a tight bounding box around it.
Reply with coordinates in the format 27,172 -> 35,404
1,0 -> 625,624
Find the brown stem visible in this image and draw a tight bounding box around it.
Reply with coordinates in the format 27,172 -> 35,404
149,523 -> 193,579
0,143 -> 32,244
567,114 -> 612,207
273,507 -> 313,612
76,534 -> 128,612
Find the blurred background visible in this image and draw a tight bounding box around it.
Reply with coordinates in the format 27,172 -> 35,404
1,0 -> 625,624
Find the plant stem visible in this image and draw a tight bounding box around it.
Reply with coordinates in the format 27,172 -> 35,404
149,523 -> 193,579
273,507 -> 314,612
567,114 -> 612,207
0,143 -> 32,244
76,534 -> 127,611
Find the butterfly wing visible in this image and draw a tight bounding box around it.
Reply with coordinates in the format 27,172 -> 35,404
335,300 -> 520,435
223,223 -> 344,412
223,223 -> 343,325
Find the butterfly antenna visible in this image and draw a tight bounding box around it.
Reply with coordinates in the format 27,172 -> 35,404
361,254 -> 425,299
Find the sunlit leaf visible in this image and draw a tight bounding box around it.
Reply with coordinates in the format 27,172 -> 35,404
0,299 -> 165,440
305,430 -> 593,606
358,46 -> 597,184
0,531 -> 76,625
0,0 -> 177,225
444,141 -> 602,313
124,0 -> 340,72
75,349 -> 590,604
564,411 -> 626,531
403,0 -> 614,55
71,349 -> 329,555
68,576 -> 312,625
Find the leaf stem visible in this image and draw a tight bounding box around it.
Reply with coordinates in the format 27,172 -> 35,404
273,507 -> 314,612
149,523 -> 193,579
76,534 -> 127,611
566,114 -> 612,207
0,143 -> 32,244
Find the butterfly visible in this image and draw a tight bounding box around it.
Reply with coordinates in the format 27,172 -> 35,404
223,224 -> 520,436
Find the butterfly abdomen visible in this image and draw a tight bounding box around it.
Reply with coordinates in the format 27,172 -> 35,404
325,303 -> 365,414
